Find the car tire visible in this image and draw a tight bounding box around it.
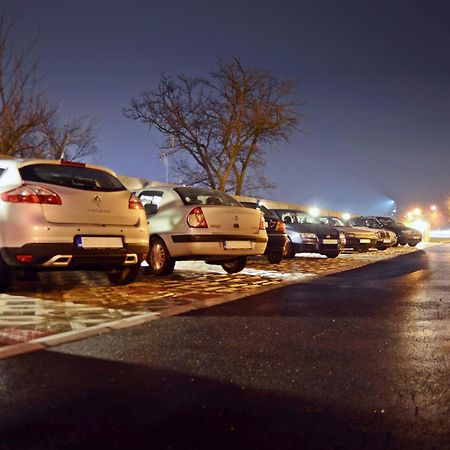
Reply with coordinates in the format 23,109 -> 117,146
148,237 -> 175,275
108,263 -> 141,285
322,250 -> 340,258
0,255 -> 12,292
356,247 -> 369,253
221,256 -> 247,274
408,242 -> 418,247
393,242 -> 399,247
377,245 -> 388,251
283,238 -> 295,259
267,252 -> 283,264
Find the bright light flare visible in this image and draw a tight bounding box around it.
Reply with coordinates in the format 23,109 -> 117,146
342,212 -> 351,221
309,206 -> 320,217
410,219 -> 427,234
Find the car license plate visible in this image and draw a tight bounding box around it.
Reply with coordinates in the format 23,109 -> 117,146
322,239 -> 338,244
383,238 -> 391,243
224,240 -> 252,250
79,237 -> 123,249
360,239 -> 371,243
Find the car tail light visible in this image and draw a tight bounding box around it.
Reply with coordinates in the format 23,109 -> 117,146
187,207 -> 208,228
259,213 -> 265,230
1,184 -> 62,205
275,220 -> 286,232
128,194 -> 144,210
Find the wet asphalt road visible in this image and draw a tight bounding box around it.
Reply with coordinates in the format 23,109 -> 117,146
1,245 -> 449,450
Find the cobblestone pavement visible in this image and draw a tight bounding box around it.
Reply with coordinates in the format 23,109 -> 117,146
0,245 -> 425,346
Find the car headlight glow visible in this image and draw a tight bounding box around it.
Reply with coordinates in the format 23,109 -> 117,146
299,232 -> 317,239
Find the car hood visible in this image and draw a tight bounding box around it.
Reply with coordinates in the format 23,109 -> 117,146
285,222 -> 339,238
337,226 -> 377,238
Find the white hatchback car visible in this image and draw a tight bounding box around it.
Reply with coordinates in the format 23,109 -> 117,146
0,156 -> 149,291
134,186 -> 268,274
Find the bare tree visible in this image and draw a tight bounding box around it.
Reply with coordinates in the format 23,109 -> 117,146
0,10 -> 99,161
39,115 -> 99,161
125,57 -> 303,195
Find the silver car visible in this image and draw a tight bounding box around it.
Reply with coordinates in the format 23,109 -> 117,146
134,186 -> 268,274
0,156 -> 149,291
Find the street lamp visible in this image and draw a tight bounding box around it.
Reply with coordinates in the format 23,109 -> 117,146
391,200 -> 397,218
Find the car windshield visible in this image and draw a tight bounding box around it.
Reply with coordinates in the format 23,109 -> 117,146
174,187 -> 242,207
278,210 -> 315,224
366,217 -> 384,228
377,217 -> 396,226
318,216 -> 344,227
241,202 -> 279,219
20,164 -> 126,192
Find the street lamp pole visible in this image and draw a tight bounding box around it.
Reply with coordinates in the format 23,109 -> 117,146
160,152 -> 169,183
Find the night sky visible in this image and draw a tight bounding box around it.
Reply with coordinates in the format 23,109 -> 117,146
11,0 -> 450,215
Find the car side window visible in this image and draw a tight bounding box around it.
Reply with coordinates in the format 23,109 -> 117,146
138,190 -> 163,216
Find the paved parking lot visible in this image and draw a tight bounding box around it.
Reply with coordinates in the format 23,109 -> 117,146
0,245 -> 424,349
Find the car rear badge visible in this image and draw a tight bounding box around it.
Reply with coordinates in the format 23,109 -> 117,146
93,195 -> 102,206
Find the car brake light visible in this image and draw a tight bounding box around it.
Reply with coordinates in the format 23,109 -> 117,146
1,184 -> 62,205
259,213 -> 265,230
187,207 -> 208,228
60,160 -> 86,167
275,220 -> 286,232
128,194 -> 144,210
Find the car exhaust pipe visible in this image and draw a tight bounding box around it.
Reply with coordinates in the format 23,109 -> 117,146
124,254 -> 138,265
43,255 -> 73,267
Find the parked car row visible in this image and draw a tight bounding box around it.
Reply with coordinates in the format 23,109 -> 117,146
0,156 -> 422,291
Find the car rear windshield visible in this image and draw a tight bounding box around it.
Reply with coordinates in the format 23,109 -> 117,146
19,164 -> 126,192
174,187 -> 242,207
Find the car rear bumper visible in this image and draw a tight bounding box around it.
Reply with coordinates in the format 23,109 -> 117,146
1,242 -> 149,269
168,233 -> 268,257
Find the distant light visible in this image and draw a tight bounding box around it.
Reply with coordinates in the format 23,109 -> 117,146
410,219 -> 427,234
413,208 -> 422,216
430,205 -> 437,211
342,212 -> 351,221
309,206 -> 320,217
430,229 -> 450,238
406,211 -> 414,220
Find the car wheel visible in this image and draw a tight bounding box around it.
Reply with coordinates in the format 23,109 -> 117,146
356,247 -> 369,253
0,255 -> 12,292
408,242 -> 418,247
377,245 -> 388,251
393,242 -> 399,247
267,252 -> 283,264
148,237 -> 175,275
108,263 -> 141,285
283,238 -> 295,259
322,250 -> 340,258
221,256 -> 247,274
